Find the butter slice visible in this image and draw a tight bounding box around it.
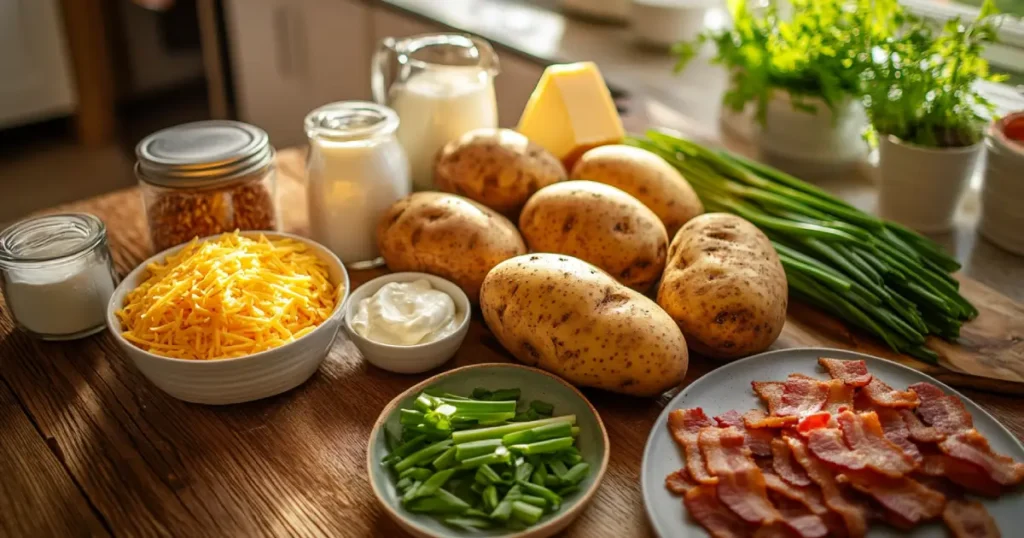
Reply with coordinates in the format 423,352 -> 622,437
517,62 -> 625,169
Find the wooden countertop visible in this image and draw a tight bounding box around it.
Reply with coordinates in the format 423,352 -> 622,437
1,148 -> 1022,537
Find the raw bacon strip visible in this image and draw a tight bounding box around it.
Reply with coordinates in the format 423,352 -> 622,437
777,375 -> 829,418
863,378 -> 919,408
919,453 -> 1003,497
842,471 -> 946,525
786,435 -> 869,538
807,411 -> 917,478
744,409 -> 797,429
684,484 -> 753,538
875,407 -> 923,463
942,499 -> 1000,538
716,410 -> 773,458
699,427 -> 780,525
900,409 -> 943,443
823,380 -> 855,415
752,381 -> 785,415
668,408 -> 718,484
909,382 -> 973,436
666,468 -> 699,494
818,358 -> 872,387
939,430 -> 1024,486
771,438 -> 811,487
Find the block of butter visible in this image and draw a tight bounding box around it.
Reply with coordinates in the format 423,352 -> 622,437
517,62 -> 625,170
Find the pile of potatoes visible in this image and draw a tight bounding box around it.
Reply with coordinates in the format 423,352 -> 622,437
374,128 -> 787,396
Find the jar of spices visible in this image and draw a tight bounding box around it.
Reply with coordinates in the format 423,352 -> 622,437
0,213 -> 118,340
135,120 -> 278,252
305,101 -> 410,268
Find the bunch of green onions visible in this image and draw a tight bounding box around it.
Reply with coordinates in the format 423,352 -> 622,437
630,130 -> 976,363
382,387 -> 589,531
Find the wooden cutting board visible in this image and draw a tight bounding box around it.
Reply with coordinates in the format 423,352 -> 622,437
285,149 -> 1024,394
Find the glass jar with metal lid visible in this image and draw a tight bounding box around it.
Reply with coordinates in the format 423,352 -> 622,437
0,213 -> 118,340
135,120 -> 279,252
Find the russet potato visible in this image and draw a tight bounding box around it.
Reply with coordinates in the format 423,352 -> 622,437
518,181 -> 668,291
377,192 -> 526,303
571,144 -> 703,238
480,253 -> 688,397
434,128 -> 566,217
657,213 -> 787,359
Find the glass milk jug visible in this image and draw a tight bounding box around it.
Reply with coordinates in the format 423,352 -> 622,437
372,34 -> 500,191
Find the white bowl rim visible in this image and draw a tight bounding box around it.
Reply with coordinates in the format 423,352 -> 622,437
343,272 -> 471,351
105,230 -> 351,365
366,362 -> 611,538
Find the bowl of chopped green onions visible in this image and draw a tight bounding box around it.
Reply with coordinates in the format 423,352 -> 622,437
367,363 -> 609,537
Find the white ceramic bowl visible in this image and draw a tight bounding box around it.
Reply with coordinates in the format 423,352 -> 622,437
344,272 -> 470,374
105,231 -> 350,405
631,0 -> 715,49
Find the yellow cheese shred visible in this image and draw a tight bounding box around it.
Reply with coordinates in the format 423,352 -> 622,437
117,232 -> 337,360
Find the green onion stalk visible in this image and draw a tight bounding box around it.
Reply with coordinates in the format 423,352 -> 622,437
629,130 -> 976,364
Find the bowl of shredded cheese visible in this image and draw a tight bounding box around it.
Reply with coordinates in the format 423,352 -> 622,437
106,231 -> 349,404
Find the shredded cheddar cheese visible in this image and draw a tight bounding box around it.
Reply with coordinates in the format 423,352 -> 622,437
116,232 -> 337,360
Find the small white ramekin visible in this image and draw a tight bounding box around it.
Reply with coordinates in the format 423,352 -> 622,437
344,272 -> 470,374
105,231 -> 349,405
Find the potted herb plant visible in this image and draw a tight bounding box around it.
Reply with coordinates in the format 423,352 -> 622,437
863,0 -> 1004,233
674,0 -> 900,180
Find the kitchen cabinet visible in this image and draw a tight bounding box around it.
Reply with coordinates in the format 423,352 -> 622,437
220,0 -> 547,144
0,0 -> 75,129
223,0 -> 372,147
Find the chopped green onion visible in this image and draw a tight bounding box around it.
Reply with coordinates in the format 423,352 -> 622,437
457,447 -> 511,470
562,462 -> 590,484
451,416 -> 576,444
398,467 -> 433,481
432,447 -> 457,470
510,437 -> 575,455
394,439 -> 453,472
502,422 -> 573,446
511,501 -> 544,525
455,439 -> 503,461
530,400 -> 555,415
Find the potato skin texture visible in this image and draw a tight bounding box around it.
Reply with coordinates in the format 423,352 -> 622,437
377,192 -> 526,303
480,253 -> 688,397
518,181 -> 668,292
657,213 -> 787,360
434,128 -> 566,217
571,144 -> 704,238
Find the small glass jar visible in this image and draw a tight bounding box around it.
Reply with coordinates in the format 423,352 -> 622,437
0,213 -> 118,340
135,120 -> 279,252
305,101 -> 410,269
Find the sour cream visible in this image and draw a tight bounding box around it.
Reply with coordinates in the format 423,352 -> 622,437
351,279 -> 461,345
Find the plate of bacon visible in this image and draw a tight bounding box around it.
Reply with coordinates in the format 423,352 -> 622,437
641,347 -> 1024,538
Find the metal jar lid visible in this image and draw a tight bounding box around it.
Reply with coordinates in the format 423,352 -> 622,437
135,120 -> 274,188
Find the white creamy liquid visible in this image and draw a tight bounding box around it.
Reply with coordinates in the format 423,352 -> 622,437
307,136 -> 410,266
389,68 -> 497,191
3,261 -> 115,337
351,279 -> 462,346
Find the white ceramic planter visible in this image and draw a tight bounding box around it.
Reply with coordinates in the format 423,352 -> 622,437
877,135 -> 983,234
980,114 -> 1024,255
755,92 -> 869,182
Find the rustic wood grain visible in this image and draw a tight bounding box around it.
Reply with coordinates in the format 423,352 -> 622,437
0,381 -> 110,538
0,148 -> 1020,538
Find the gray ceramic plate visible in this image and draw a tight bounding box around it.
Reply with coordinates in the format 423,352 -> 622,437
641,347 -> 1024,538
367,363 -> 610,538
